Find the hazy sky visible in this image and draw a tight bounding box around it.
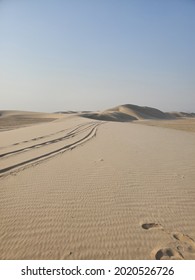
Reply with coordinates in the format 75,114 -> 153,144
0,0 -> 195,112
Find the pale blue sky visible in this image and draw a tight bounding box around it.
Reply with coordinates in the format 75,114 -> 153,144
0,0 -> 195,112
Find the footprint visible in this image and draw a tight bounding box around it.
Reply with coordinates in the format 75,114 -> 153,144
141,223 -> 163,230
172,233 -> 195,254
141,222 -> 195,259
153,247 -> 183,260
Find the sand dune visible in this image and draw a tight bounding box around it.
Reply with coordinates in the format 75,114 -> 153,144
168,111 -> 195,118
0,107 -> 195,260
106,104 -> 173,119
80,104 -> 195,122
80,104 -> 176,122
79,111 -> 137,122
0,110 -> 64,131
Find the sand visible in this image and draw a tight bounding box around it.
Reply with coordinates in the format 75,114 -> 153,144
0,108 -> 195,260
136,118 -> 195,133
0,110 -> 64,131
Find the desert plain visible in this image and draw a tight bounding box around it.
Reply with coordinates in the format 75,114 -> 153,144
0,104 -> 195,260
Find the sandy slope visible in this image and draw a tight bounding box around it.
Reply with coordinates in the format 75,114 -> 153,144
0,112 -> 195,260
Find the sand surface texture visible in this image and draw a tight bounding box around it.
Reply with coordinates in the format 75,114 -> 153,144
0,109 -> 195,260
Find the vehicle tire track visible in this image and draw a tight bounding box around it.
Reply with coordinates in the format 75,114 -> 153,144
0,122 -> 98,159
0,122 -> 101,178
0,121 -> 96,150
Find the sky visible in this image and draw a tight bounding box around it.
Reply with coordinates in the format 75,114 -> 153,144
0,0 -> 195,112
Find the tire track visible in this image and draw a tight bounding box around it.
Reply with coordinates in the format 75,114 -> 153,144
0,121 -> 96,150
0,122 -> 101,178
0,122 -> 98,159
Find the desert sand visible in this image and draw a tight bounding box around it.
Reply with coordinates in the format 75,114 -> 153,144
0,105 -> 195,260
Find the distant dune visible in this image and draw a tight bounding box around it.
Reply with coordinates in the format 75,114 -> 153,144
167,111 -> 195,118
79,110 -> 137,122
80,104 -> 195,122
0,110 -> 64,131
1,105 -> 194,131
